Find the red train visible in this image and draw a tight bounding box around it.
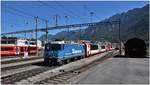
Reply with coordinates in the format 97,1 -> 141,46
82,41 -> 113,57
0,37 -> 41,56
0,45 -> 37,56
1,45 -> 17,55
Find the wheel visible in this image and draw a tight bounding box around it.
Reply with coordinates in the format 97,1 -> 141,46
81,56 -> 85,59
51,59 -> 57,66
71,58 -> 75,62
57,60 -> 64,66
67,59 -> 70,63
77,56 -> 82,60
44,59 -> 49,65
64,59 -> 70,64
74,57 -> 78,60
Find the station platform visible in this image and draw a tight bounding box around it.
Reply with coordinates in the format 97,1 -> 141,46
77,56 -> 149,84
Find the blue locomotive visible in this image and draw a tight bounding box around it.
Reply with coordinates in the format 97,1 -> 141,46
44,43 -> 85,65
43,41 -> 112,65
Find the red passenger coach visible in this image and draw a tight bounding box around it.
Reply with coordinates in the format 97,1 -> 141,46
82,41 -> 101,57
0,45 -> 17,55
28,46 -> 38,54
105,43 -> 113,51
82,42 -> 91,57
1,37 -> 41,56
17,46 -> 28,55
89,44 -> 100,56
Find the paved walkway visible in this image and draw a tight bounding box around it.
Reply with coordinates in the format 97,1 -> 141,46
77,57 -> 149,84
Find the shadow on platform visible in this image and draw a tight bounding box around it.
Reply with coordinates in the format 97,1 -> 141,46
113,55 -> 149,58
32,62 -> 47,66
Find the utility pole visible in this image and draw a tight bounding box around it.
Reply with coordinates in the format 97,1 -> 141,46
31,28 -> 34,39
53,14 -> 60,26
90,12 -> 94,23
79,28 -> 81,41
11,34 -> 14,37
45,20 -> 49,43
65,15 -> 69,33
90,12 -> 94,41
24,32 -> 27,39
118,18 -> 122,55
35,16 -> 38,56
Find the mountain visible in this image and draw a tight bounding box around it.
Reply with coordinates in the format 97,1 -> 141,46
39,4 -> 149,43
39,34 -> 53,41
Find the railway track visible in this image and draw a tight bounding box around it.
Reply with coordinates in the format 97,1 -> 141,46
1,54 -> 37,59
1,66 -> 56,84
1,56 -> 18,59
1,59 -> 44,71
1,56 -> 43,64
35,52 -> 116,84
1,65 -> 42,78
1,51 -> 118,84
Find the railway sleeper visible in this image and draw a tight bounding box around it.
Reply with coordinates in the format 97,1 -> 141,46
54,77 -> 68,80
47,74 -> 77,84
46,80 -> 60,84
59,74 -> 76,79
59,69 -> 65,72
52,78 -> 65,82
72,71 -> 81,74
55,76 -> 69,80
50,79 -> 65,83
2,67 -> 51,84
35,52 -> 114,84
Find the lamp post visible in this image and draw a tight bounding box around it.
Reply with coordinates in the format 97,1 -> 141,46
35,16 -> 38,56
90,12 -> 94,23
65,15 -> 69,33
118,19 -> 122,55
45,20 -> 48,43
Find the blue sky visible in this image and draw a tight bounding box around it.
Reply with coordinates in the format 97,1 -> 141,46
1,1 -> 148,38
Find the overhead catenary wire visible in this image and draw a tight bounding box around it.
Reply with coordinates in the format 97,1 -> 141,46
2,21 -> 32,29
3,4 -> 50,42
2,9 -> 35,26
3,5 -> 50,28
1,21 -> 120,35
83,4 -> 99,21
3,8 -> 34,20
2,8 -> 35,32
53,1 -> 86,23
83,4 -> 88,22
38,1 -> 84,23
4,5 -> 48,22
54,1 -> 80,18
3,9 -> 36,34
39,1 -> 71,17
2,10 -> 33,31
4,5 -> 34,18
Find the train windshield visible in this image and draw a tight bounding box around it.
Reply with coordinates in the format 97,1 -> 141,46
45,44 -> 61,51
